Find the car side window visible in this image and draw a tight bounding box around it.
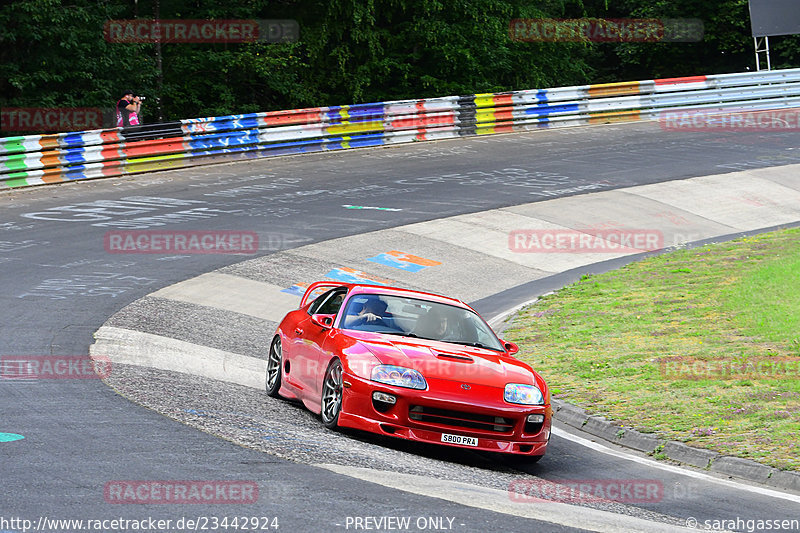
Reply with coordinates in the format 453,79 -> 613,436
309,288 -> 347,316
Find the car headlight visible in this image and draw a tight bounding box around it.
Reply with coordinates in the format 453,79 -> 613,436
371,365 -> 427,390
504,383 -> 544,405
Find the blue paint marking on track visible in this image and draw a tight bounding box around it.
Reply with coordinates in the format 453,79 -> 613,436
0,433 -> 25,442
325,268 -> 388,285
281,284 -> 307,296
367,253 -> 427,273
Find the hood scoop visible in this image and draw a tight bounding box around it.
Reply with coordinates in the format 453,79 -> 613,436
435,352 -> 474,363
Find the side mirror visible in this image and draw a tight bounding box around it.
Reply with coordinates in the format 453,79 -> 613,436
311,313 -> 335,329
502,340 -> 519,355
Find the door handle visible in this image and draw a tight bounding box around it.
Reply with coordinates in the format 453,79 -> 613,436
295,328 -> 303,335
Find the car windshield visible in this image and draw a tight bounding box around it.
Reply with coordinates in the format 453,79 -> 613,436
341,293 -> 505,351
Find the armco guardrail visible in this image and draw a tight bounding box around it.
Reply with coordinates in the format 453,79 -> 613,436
3,68 -> 800,189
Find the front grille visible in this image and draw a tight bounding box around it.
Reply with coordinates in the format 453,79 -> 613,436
408,405 -> 515,433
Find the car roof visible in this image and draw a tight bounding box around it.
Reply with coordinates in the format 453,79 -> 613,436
341,283 -> 469,309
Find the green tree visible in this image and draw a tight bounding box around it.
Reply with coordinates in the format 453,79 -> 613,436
0,0 -> 155,112
2,0 -> 798,133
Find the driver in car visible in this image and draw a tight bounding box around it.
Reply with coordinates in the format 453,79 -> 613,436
344,297 -> 394,329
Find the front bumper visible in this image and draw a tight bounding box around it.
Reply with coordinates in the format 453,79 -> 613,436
337,371 -> 551,456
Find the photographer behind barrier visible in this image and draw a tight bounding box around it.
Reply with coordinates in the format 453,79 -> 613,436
116,90 -> 144,127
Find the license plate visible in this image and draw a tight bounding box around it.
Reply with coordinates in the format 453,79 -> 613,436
440,433 -> 478,447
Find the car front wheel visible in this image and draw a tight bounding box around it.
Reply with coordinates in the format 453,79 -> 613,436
321,358 -> 343,429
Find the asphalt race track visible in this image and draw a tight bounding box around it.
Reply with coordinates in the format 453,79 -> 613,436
2,121 -> 800,532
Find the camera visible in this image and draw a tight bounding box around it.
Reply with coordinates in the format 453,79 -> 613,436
137,96 -> 146,101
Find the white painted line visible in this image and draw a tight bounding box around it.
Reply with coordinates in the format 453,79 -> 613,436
318,463 -> 695,533
551,427 -> 800,504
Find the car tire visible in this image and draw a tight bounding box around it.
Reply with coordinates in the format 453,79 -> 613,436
265,336 -> 282,398
321,358 -> 344,429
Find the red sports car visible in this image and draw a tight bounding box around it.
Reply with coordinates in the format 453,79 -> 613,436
266,282 -> 552,460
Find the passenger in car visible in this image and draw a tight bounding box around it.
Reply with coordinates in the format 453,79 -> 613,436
414,308 -> 450,340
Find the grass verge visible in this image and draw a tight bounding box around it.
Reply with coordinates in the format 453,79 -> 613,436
506,227 -> 800,470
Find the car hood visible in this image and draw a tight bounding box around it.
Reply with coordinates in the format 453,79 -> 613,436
347,332 -> 535,387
